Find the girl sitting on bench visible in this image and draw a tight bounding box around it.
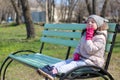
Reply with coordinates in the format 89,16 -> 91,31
38,14 -> 109,80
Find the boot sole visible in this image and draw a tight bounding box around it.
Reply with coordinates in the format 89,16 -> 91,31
37,69 -> 54,80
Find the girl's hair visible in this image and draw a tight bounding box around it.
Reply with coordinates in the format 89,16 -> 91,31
81,22 -> 109,36
97,22 -> 109,31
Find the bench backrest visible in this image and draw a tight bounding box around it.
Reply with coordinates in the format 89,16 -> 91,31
40,23 -> 118,70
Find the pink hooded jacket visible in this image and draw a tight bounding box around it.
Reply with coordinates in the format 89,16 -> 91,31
74,30 -> 107,67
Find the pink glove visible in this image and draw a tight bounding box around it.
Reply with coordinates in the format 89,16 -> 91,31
86,25 -> 95,40
73,53 -> 81,61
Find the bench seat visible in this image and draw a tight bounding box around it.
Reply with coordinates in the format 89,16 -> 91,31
9,53 -> 62,69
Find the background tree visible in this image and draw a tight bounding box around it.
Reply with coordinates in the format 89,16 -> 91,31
46,0 -> 49,23
92,0 -> 96,14
59,0 -> 67,22
100,0 -> 109,17
66,0 -> 78,23
57,0 -> 78,23
109,0 -> 120,22
75,0 -> 87,23
10,0 -> 22,25
20,0 -> 35,39
0,0 -> 119,24
46,0 -> 55,23
36,0 -> 46,11
85,0 -> 92,15
0,0 -> 14,23
85,0 -> 96,15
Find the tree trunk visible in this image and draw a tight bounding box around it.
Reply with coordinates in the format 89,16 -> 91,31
51,0 -> 55,22
85,0 -> 92,15
46,0 -> 55,23
46,0 -> 49,23
60,0 -> 67,22
67,0 -> 78,23
10,0 -> 22,25
48,0 -> 52,23
100,0 -> 109,17
92,0 -> 96,14
20,0 -> 35,39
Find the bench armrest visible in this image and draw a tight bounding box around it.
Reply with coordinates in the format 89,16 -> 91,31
11,50 -> 36,55
60,65 -> 114,80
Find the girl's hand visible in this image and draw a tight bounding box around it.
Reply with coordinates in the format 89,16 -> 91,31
86,25 -> 95,40
73,53 -> 81,61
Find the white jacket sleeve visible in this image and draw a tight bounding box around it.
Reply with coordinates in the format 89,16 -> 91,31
73,41 -> 81,54
84,35 -> 106,55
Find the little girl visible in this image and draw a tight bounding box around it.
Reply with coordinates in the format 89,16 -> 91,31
38,15 -> 109,80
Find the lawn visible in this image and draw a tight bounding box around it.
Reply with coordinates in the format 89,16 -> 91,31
0,23 -> 120,80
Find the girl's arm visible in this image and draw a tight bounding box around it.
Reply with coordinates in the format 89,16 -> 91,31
84,35 -> 106,55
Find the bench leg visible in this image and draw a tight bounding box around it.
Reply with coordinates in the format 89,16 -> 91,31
59,66 -> 114,80
0,57 -> 13,80
0,50 -> 37,80
59,72 -> 112,80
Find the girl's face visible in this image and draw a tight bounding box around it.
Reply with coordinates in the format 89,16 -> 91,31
86,18 -> 97,30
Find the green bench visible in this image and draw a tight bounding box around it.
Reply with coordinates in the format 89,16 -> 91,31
0,23 -> 118,80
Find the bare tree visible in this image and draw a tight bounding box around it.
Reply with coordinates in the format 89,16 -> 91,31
46,0 -> 55,23
75,0 -> 88,23
116,0 -> 120,3
100,0 -> 109,17
20,0 -> 35,39
46,0 -> 49,23
66,0 -> 78,23
85,0 -> 97,15
10,0 -> 22,25
59,0 -> 67,22
85,0 -> 92,15
109,0 -> 120,22
92,0 -> 96,14
36,0 -> 46,11
57,0 -> 78,23
0,0 -> 14,23
51,0 -> 55,22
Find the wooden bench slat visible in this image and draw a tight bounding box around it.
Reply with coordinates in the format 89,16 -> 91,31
43,30 -> 114,42
44,23 -> 116,32
44,23 -> 86,30
41,37 -> 112,53
105,44 -> 112,52
42,30 -> 81,38
9,53 -> 62,68
41,37 -> 79,47
108,23 -> 116,32
107,33 -> 114,42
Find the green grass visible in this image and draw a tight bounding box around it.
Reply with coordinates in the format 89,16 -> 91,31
113,33 -> 120,53
0,24 -> 120,80
0,24 -> 42,62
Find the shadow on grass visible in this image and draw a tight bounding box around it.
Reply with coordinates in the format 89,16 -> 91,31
0,23 -> 25,27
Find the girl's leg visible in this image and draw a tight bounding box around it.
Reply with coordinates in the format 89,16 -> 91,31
52,59 -> 73,68
56,60 -> 87,73
38,59 -> 73,79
